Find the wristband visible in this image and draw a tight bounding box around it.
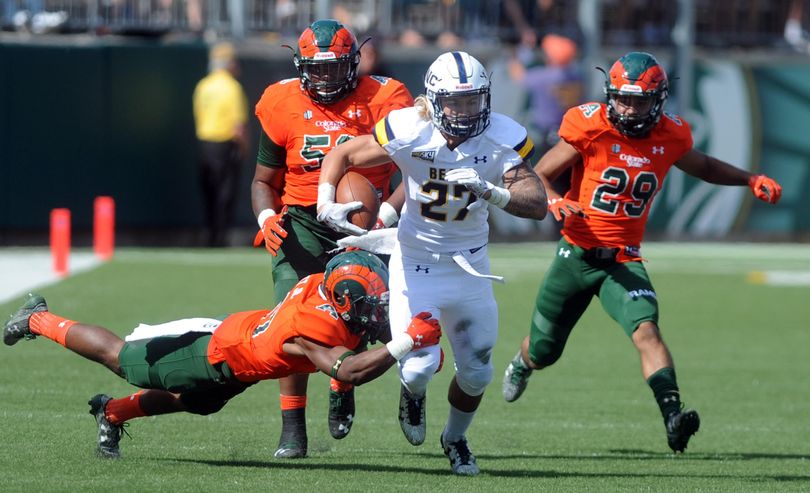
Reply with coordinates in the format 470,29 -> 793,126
317,182 -> 336,210
329,350 -> 356,379
386,333 -> 414,360
378,201 -> 399,227
257,208 -> 276,228
486,185 -> 511,208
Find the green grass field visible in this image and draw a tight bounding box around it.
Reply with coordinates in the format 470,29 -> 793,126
1,243 -> 809,492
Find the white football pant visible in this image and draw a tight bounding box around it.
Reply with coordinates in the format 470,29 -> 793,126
389,242 -> 498,397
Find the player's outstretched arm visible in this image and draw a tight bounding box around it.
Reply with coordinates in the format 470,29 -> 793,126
675,149 -> 782,204
290,313 -> 442,385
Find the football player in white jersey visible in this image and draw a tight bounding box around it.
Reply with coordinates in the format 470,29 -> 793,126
316,51 -> 548,475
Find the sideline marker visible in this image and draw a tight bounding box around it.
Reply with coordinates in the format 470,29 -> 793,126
50,208 -> 71,277
94,196 -> 115,260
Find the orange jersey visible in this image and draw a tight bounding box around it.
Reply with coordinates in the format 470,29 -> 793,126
207,274 -> 362,382
558,102 -> 693,249
255,75 -> 414,206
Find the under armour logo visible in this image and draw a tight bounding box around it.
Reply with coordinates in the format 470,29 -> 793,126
415,265 -> 430,273
559,248 -> 571,258
652,146 -> 665,154
303,110 -> 312,120
473,156 -> 487,164
347,109 -> 362,118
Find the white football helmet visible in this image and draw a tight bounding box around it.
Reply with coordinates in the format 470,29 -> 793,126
424,51 -> 491,139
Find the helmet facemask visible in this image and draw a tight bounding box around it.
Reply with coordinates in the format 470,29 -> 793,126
428,87 -> 491,139
295,52 -> 360,105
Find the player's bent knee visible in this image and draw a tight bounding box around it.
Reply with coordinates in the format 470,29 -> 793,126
528,335 -> 565,369
179,392 -> 231,415
455,365 -> 493,396
632,321 -> 663,347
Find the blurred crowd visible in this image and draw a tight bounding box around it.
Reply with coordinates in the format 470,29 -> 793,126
3,0 -> 810,54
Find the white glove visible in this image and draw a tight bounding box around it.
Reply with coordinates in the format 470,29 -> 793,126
445,168 -> 493,197
317,200 -> 368,236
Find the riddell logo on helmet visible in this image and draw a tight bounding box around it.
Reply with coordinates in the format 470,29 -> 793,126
619,84 -> 643,93
455,83 -> 473,90
313,52 -> 337,60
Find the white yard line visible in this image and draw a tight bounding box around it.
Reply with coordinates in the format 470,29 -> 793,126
0,248 -> 102,303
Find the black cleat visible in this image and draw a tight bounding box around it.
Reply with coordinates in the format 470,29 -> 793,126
440,433 -> 480,476
4,293 -> 47,346
275,408 -> 307,458
328,387 -> 355,439
398,385 -> 426,445
88,394 -> 124,459
666,408 -> 700,453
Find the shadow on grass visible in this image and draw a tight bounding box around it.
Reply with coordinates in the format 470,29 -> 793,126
166,453 -> 810,482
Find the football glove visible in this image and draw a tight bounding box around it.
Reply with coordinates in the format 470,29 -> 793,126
547,197 -> 587,221
406,312 -> 442,349
445,168 -> 492,197
317,200 -> 368,236
748,174 -> 782,204
253,206 -> 288,256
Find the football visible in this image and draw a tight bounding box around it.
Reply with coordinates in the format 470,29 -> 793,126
336,171 -> 381,232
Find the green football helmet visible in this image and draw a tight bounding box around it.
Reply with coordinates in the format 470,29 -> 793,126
324,251 -> 390,342
292,19 -> 361,105
603,51 -> 669,138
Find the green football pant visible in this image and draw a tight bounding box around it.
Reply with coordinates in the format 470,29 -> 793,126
527,239 -> 659,367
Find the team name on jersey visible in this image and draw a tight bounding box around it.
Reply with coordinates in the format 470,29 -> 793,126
619,153 -> 651,168
315,120 -> 347,132
429,167 -> 450,180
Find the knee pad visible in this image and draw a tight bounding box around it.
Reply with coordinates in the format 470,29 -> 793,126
455,362 -> 493,397
528,332 -> 566,368
180,392 -> 228,416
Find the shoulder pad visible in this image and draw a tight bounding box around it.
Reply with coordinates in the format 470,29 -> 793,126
373,107 -> 422,146
486,113 -> 535,160
368,75 -> 390,85
576,103 -> 602,118
663,112 -> 683,126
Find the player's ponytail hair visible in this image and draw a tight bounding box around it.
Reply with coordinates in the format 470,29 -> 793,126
414,95 -> 432,121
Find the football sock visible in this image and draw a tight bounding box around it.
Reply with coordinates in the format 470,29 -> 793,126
330,379 -> 353,393
279,394 -> 307,411
105,391 -> 146,425
279,395 -> 307,449
442,405 -> 475,443
29,311 -> 75,347
647,367 -> 682,420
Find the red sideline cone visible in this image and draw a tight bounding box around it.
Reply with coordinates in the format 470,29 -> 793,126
94,196 -> 115,260
50,208 -> 70,277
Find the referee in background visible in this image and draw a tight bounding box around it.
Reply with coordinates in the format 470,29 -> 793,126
193,42 -> 248,247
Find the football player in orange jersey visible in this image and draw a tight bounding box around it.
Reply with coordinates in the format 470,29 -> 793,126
3,252 -> 442,460
250,19 -> 414,458
502,52 -> 782,453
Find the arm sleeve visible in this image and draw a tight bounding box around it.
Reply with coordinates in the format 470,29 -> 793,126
257,129 -> 286,168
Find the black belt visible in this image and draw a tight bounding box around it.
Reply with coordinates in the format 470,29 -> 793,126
582,246 -> 620,262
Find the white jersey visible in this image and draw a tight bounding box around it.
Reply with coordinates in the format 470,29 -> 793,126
372,107 -> 534,252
